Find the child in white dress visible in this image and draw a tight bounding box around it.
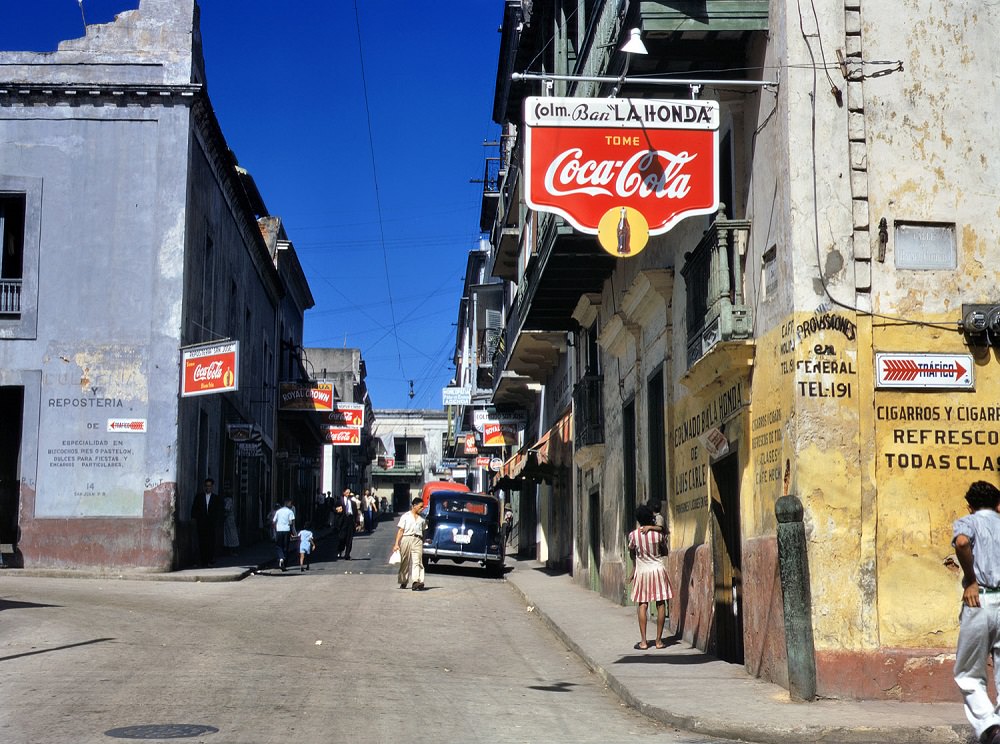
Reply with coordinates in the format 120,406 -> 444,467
298,522 -> 316,572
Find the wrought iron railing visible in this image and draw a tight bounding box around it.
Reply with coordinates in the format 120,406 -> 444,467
680,212 -> 752,366
573,374 -> 604,448
0,278 -> 21,315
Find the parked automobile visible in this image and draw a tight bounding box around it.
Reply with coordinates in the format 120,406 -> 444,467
422,489 -> 505,577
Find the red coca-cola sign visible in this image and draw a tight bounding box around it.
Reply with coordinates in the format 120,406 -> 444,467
181,341 -> 239,397
325,427 -> 360,446
524,97 -> 719,256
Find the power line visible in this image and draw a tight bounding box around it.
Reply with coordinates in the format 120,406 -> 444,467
353,0 -> 405,378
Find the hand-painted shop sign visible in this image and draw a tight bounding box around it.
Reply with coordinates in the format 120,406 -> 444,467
482,422 -> 518,447
875,352 -> 974,389
324,426 -> 361,445
442,386 -> 472,405
324,402 -> 365,428
279,381 -> 334,411
181,341 -> 238,397
524,96 -> 719,257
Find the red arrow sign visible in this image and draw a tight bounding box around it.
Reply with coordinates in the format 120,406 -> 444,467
880,358 -> 967,382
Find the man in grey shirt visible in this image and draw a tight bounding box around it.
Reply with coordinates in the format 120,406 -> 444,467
953,480 -> 1000,744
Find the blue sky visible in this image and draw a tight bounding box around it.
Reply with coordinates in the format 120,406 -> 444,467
1,0 -> 503,410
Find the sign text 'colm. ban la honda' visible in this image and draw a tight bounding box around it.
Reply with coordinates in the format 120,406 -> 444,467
524,97 -> 720,257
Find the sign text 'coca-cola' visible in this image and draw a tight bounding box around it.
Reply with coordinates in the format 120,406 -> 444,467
325,426 -> 361,446
181,341 -> 239,397
524,97 -> 720,251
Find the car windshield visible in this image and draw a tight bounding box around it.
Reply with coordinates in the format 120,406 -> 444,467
432,496 -> 498,521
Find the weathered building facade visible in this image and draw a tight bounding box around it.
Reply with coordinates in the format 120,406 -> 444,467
0,0 -> 313,570
481,0 -> 996,701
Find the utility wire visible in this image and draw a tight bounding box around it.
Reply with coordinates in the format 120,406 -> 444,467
353,0 -> 405,376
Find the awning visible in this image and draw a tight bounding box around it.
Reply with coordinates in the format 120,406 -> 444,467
493,411 -> 573,487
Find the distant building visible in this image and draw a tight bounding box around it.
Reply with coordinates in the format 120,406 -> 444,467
302,347 -> 374,499
0,0 -> 313,569
370,409 -> 449,512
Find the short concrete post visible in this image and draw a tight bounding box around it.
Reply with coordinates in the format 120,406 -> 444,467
775,494 -> 817,702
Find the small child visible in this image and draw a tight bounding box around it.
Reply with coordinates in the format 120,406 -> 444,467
298,521 -> 316,572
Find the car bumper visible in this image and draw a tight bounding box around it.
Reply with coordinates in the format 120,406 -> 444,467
423,545 -> 503,563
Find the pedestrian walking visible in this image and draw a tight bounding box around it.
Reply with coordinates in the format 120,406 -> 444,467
953,480 -> 1000,744
363,488 -> 375,533
335,487 -> 357,559
222,492 -> 239,555
393,496 -> 426,591
626,503 -> 672,650
272,498 -> 296,571
297,521 -> 315,572
190,477 -> 223,566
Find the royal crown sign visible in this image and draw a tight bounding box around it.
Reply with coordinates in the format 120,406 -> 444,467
524,97 -> 720,257
279,381 -> 335,411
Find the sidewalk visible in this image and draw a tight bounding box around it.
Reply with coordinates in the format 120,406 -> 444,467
503,556 -> 972,744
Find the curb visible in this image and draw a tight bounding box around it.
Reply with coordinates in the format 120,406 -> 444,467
505,576 -> 968,744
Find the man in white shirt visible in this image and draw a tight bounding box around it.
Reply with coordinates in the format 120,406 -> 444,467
272,499 -> 296,571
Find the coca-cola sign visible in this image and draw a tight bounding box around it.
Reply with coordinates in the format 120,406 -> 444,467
324,402 -> 365,428
181,341 -> 239,397
325,426 -> 361,446
524,97 -> 719,256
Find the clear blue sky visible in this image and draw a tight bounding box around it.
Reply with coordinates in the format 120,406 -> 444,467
1,0 -> 503,410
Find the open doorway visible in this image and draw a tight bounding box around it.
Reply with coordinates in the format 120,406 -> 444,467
392,483 -> 410,513
711,452 -> 744,664
0,386 -> 24,567
588,488 -> 601,592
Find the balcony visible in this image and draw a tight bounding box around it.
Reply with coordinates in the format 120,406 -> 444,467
573,374 -> 604,448
479,156 -> 501,233
0,278 -> 21,315
681,213 -> 752,367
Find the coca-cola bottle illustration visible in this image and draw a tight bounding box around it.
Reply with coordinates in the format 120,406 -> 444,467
616,207 -> 631,255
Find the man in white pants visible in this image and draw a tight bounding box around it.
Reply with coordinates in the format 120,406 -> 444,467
393,496 -> 426,591
954,480 -> 1000,744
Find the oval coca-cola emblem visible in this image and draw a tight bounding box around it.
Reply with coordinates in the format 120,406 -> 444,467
524,97 -> 720,252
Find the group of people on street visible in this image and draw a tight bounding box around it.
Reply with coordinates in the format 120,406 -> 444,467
189,478 -> 239,567
190,478 -> 383,571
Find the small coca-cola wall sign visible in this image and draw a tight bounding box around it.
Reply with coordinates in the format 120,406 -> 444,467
325,426 -> 361,446
524,97 -> 719,257
181,340 -> 239,397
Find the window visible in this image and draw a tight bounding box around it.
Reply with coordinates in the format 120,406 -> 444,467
0,176 -> 41,336
622,398 -> 637,535
200,236 -> 215,337
0,194 -> 25,316
647,368 -> 666,509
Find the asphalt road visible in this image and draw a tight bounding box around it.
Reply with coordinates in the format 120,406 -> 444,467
0,521 -> 738,744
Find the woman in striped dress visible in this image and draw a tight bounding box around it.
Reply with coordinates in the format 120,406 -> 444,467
627,504 -> 672,649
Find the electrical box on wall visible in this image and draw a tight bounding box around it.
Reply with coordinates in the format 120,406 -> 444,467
961,303 -> 1000,344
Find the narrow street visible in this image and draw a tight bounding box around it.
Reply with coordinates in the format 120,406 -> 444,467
0,520 -> 737,744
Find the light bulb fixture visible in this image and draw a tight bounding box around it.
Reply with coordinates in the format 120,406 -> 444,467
620,28 -> 647,55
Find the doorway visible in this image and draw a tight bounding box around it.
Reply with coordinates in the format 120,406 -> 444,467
588,488 -> 601,592
392,483 -> 410,513
0,386 -> 24,566
710,452 -> 744,664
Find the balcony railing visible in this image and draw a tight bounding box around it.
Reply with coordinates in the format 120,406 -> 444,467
0,278 -> 21,315
680,212 -> 752,367
479,156 -> 501,232
573,374 -> 604,448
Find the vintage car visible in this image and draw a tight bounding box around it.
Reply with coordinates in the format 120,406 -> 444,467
422,489 -> 505,577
